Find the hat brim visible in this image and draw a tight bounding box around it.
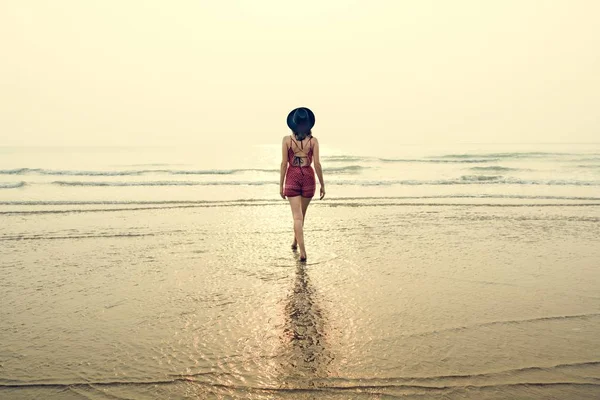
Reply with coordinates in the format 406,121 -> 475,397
287,107 -> 315,134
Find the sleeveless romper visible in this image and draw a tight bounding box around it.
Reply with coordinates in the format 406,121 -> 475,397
283,136 -> 316,198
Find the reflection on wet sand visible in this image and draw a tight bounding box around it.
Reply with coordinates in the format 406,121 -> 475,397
281,262 -> 333,385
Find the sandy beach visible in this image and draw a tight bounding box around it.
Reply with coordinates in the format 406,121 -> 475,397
2,200 -> 599,399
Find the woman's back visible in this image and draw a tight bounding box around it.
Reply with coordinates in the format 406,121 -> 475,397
287,135 -> 314,167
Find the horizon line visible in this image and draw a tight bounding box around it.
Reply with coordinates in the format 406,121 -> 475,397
1,142 -> 600,148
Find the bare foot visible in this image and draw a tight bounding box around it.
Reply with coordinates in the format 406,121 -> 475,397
291,238 -> 298,250
299,251 -> 307,262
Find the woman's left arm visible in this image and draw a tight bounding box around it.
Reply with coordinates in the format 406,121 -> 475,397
312,137 -> 325,199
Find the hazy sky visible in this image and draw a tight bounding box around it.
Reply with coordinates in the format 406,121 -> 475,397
1,0 -> 599,147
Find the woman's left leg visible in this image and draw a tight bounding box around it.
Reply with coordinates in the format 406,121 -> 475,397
288,196 -> 306,259
292,196 -> 312,249
301,196 -> 311,222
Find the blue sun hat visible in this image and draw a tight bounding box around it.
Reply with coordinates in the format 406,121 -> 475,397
287,107 -> 315,140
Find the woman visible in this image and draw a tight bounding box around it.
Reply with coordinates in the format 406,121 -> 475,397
280,107 -> 325,262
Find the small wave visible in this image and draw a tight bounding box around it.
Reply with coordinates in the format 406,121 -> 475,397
319,152 -> 600,163
379,158 -> 499,164
0,206 -> 206,215
52,180 -> 274,187
0,181 -> 26,189
322,194 -> 600,201
46,169 -> 148,176
3,202 -> 599,215
171,168 -> 277,175
0,168 -> 42,175
48,178 -> 600,187
504,178 -> 600,186
0,167 -> 154,176
435,152 -> 591,160
2,194 -> 599,206
0,168 -> 277,176
575,156 -> 600,162
1,375 -> 598,397
326,165 -> 368,174
460,175 -> 503,182
576,164 -> 600,169
401,312 -> 600,339
322,156 -> 376,162
470,166 -> 520,172
346,178 -> 600,186
314,155 -> 498,163
0,199 -> 272,205
0,233 -> 154,241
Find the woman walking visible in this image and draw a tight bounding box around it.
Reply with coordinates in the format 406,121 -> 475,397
280,107 -> 325,261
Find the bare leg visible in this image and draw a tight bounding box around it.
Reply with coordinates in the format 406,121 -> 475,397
292,196 -> 312,250
288,196 -> 306,260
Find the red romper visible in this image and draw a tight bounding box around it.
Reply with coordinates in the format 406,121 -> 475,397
284,136 -> 316,198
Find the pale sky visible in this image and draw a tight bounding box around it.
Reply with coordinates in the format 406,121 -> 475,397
1,0 -> 599,147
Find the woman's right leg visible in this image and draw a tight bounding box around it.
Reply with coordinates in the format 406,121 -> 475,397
288,196 -> 306,259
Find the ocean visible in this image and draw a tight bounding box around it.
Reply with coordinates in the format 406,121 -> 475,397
1,143 -> 599,399
1,143 -> 600,209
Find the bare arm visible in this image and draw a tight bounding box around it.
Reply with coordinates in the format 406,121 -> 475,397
280,136 -> 288,199
312,137 -> 326,199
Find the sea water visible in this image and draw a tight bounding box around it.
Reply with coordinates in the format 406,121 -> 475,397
1,144 -> 599,399
0,143 -> 599,208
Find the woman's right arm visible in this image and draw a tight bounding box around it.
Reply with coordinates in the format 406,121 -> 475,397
312,137 -> 325,199
280,136 -> 288,199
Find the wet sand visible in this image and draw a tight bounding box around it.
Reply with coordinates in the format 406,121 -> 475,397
1,202 -> 599,399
